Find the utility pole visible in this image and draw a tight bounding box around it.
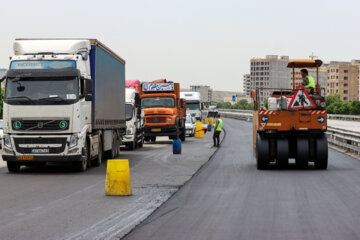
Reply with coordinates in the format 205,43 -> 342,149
309,52 -> 318,60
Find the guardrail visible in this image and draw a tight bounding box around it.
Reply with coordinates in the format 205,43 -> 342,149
216,109 -> 360,122
218,110 -> 360,156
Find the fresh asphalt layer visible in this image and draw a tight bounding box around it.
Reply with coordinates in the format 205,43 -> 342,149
124,118 -> 360,240
0,134 -> 218,240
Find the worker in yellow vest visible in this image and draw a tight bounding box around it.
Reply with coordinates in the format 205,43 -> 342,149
213,114 -> 223,147
300,69 -> 315,94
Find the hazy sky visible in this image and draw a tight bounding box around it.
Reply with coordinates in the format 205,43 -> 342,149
0,0 -> 359,91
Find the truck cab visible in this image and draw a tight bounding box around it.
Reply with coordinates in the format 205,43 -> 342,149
180,92 -> 202,121
139,81 -> 186,142
123,88 -> 144,150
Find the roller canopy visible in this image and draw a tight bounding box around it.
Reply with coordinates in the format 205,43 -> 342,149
287,59 -> 323,68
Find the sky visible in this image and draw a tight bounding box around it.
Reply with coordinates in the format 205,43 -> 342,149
0,0 -> 360,91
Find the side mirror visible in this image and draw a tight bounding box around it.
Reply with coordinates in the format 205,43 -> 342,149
0,76 -> 5,82
85,94 -> 92,101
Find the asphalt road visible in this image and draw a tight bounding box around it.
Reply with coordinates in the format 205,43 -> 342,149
124,118 -> 360,240
0,135 -> 217,240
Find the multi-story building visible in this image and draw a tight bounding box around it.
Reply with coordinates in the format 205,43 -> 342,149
250,55 -> 291,102
190,85 -> 213,102
242,74 -> 251,97
326,61 -> 359,102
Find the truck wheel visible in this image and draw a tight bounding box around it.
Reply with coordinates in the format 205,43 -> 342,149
276,138 -> 289,168
180,128 -> 186,142
256,134 -> 270,170
75,141 -> 89,172
128,140 -> 136,150
7,162 -> 21,173
92,138 -> 103,167
144,136 -> 150,142
296,138 -> 309,169
138,138 -> 144,148
315,134 -> 328,169
150,136 -> 156,142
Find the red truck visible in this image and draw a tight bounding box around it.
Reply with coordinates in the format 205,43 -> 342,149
139,80 -> 186,142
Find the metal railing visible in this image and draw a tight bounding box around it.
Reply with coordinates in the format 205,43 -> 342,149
216,108 -> 360,122
217,110 -> 360,156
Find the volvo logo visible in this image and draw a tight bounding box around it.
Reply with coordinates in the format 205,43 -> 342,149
37,122 -> 44,128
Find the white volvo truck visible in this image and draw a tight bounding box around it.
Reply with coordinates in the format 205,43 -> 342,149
123,88 -> 144,150
180,92 -> 202,121
1,39 -> 126,172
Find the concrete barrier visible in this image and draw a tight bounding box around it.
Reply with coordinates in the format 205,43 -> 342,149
105,159 -> 131,196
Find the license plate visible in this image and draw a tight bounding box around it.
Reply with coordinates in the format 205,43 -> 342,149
32,149 -> 49,153
152,128 -> 161,132
17,155 -> 34,160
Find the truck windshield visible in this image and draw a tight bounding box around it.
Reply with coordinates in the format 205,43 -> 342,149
186,101 -> 201,110
125,104 -> 133,121
141,97 -> 175,108
5,77 -> 79,105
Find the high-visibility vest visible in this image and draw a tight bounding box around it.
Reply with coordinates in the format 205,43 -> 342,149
305,75 -> 316,92
216,118 -> 223,131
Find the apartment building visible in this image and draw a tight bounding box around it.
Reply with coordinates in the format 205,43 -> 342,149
326,61 -> 359,102
242,74 -> 251,97
250,55 -> 290,102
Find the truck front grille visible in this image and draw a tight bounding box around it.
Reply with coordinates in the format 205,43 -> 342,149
14,137 -> 67,154
147,117 -> 167,123
11,120 -> 69,131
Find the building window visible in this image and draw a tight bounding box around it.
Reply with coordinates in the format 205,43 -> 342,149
336,90 -> 338,93
336,69 -> 339,73
344,97 -> 348,101
344,83 -> 348,87
344,90 -> 348,94
336,83 -> 338,86
344,70 -> 348,73
344,76 -> 348,80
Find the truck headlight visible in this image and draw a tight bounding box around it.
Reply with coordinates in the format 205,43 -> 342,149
69,134 -> 79,149
4,135 -> 12,148
168,118 -> 172,122
126,127 -> 134,135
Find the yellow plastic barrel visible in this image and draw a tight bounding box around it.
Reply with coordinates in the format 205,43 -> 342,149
204,118 -> 208,124
105,159 -> 131,196
209,117 -> 214,127
195,122 -> 204,138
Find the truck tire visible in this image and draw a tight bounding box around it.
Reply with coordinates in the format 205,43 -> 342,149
7,162 -> 21,173
276,138 -> 289,168
296,137 -> 309,169
150,136 -> 156,142
180,128 -> 186,142
138,138 -> 144,148
144,136 -> 150,142
315,134 -> 328,170
128,140 -> 136,150
92,137 -> 103,167
75,141 -> 89,172
256,134 -> 270,170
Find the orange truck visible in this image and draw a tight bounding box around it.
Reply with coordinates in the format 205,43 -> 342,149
139,80 -> 186,142
252,59 -> 328,170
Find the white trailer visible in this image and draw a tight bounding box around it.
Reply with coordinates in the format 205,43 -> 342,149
180,92 -> 202,121
1,39 -> 126,172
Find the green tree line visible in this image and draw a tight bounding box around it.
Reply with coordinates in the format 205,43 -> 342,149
216,99 -> 254,110
325,94 -> 360,115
